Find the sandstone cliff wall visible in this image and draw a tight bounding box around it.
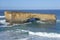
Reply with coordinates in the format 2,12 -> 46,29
5,11 -> 56,24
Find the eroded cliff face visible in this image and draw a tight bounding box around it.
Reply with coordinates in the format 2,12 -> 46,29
5,11 -> 56,24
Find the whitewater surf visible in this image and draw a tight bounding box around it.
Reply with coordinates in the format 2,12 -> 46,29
0,15 -> 60,40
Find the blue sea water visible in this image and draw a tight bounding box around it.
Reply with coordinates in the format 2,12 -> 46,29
0,10 -> 60,40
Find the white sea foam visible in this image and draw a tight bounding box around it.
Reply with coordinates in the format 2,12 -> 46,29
29,31 -> 60,38
16,29 -> 60,38
0,29 -> 60,40
0,18 -> 10,27
37,21 -> 46,24
0,16 -> 6,24
0,20 -> 6,24
56,19 -> 60,22
0,16 -> 5,18
17,30 -> 60,38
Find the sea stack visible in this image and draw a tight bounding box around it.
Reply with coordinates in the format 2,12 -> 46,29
5,11 -> 56,25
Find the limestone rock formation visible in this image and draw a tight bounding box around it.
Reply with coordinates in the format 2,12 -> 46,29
5,11 -> 56,24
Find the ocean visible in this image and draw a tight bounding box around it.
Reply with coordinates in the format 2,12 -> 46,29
0,10 -> 60,40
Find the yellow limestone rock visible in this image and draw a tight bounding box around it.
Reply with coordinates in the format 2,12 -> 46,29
5,11 -> 56,24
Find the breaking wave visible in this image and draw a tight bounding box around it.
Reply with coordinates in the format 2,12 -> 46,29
0,29 -> 60,40
19,30 -> 60,38
56,19 -> 60,23
1,29 -> 60,39
0,20 -> 6,24
0,16 -> 5,18
29,31 -> 60,38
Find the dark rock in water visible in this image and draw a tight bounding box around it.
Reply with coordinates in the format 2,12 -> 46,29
26,18 -> 40,22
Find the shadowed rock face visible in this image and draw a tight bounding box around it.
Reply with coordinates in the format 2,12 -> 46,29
5,11 -> 56,24
26,18 -> 40,23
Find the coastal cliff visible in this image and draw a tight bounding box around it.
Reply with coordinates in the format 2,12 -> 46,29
5,11 -> 56,24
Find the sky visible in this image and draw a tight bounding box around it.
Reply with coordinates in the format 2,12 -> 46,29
0,0 -> 60,10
